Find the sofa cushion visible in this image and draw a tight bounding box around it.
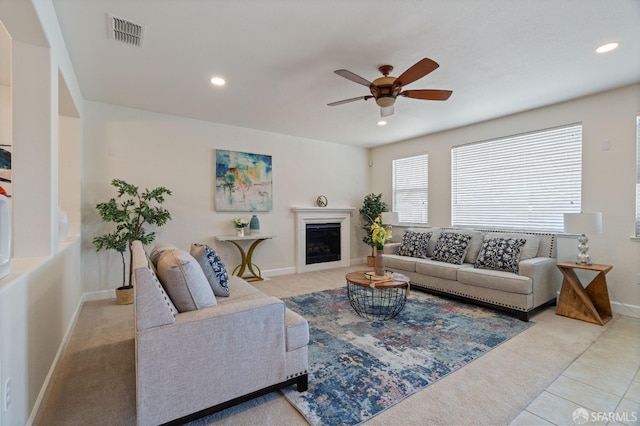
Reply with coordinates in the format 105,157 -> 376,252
382,254 -> 417,272
485,233 -> 540,261
215,276 -> 263,307
285,308 -> 309,352
415,258 -> 469,281
458,267 -> 532,295
407,227 -> 441,257
475,237 -> 526,273
156,249 -> 217,312
190,243 -> 230,297
445,229 -> 485,263
149,243 -> 179,267
396,230 -> 432,258
432,232 -> 472,265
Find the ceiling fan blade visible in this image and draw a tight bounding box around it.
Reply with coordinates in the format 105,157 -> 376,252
380,105 -> 394,117
401,89 -> 453,101
395,58 -> 439,87
334,69 -> 372,87
327,96 -> 370,106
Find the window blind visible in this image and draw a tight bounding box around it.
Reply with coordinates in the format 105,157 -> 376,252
393,154 -> 428,224
636,116 -> 640,237
452,123 -> 582,232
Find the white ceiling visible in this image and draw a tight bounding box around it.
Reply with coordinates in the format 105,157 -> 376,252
50,0 -> 640,148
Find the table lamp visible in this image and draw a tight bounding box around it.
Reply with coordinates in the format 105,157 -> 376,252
563,212 -> 602,265
380,212 -> 399,226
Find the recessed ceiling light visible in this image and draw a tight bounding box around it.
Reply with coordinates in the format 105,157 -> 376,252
596,42 -> 619,54
377,120 -> 387,126
210,76 -> 226,86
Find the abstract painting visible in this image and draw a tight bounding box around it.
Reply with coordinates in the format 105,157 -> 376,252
0,145 -> 11,197
215,149 -> 272,211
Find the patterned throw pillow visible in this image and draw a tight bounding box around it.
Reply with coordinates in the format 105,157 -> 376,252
432,232 -> 472,265
474,237 -> 526,274
190,243 -> 230,297
397,231 -> 432,258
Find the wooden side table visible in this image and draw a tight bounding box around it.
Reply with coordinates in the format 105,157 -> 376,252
556,262 -> 613,325
215,234 -> 275,282
345,271 -> 410,320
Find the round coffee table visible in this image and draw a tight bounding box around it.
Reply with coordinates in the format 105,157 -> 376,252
345,271 -> 410,320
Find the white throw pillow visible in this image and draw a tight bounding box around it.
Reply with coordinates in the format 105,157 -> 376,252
156,249 -> 216,312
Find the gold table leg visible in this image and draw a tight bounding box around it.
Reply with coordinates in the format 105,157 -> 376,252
227,239 -> 268,282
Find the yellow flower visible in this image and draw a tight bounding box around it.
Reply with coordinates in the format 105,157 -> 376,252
370,215 -> 391,250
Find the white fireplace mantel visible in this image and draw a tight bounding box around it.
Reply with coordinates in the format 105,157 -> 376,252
292,207 -> 355,273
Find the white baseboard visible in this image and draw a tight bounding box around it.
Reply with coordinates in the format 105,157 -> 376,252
27,289 -> 117,425
27,295 -> 84,425
263,267 -> 296,277
611,301 -> 640,319
83,289 -> 116,302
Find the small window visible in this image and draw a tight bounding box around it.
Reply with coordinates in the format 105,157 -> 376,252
451,124 -> 582,231
392,154 -> 428,224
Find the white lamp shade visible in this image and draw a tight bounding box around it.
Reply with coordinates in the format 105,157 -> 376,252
380,212 -> 399,225
563,212 -> 602,235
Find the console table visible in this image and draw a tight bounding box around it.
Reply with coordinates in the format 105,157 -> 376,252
556,262 -> 613,325
215,234 -> 275,282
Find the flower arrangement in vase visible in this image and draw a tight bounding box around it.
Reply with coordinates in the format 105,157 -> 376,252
232,217 -> 249,236
370,215 -> 392,276
359,193 -> 388,266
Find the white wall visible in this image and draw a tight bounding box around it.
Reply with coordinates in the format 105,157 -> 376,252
0,241 -> 82,425
371,84 -> 640,314
81,101 -> 371,292
0,1 -> 84,424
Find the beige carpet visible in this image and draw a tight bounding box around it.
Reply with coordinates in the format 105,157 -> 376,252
35,264 -> 614,425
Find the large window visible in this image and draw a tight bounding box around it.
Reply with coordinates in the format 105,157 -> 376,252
392,154 -> 428,224
451,123 -> 582,232
636,116 -> 640,237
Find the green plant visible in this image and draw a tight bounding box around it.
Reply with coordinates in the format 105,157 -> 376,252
359,193 -> 388,255
93,179 -> 172,289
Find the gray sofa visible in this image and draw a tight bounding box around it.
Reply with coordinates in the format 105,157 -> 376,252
131,240 -> 309,425
383,227 -> 559,321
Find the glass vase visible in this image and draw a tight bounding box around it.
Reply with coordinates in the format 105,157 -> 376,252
249,214 -> 260,235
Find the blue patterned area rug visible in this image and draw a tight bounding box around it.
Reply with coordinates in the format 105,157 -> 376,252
281,286 -> 533,425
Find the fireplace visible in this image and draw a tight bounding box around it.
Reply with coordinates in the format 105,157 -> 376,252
305,223 -> 341,265
292,207 -> 354,273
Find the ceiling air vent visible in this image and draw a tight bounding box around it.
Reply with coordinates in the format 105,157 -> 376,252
108,14 -> 145,47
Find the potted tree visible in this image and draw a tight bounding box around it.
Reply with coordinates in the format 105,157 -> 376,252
359,193 -> 389,266
93,179 -> 172,305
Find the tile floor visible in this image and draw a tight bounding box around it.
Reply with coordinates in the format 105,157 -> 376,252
510,315 -> 640,425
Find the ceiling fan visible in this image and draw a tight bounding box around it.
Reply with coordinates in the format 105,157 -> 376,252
327,58 -> 452,118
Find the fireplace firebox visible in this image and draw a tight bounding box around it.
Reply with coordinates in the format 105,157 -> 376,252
305,223 -> 341,265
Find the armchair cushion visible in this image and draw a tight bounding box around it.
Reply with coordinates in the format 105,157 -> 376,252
157,249 -> 216,312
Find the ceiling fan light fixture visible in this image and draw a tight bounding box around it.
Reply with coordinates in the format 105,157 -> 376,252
375,96 -> 396,108
596,42 -> 619,53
